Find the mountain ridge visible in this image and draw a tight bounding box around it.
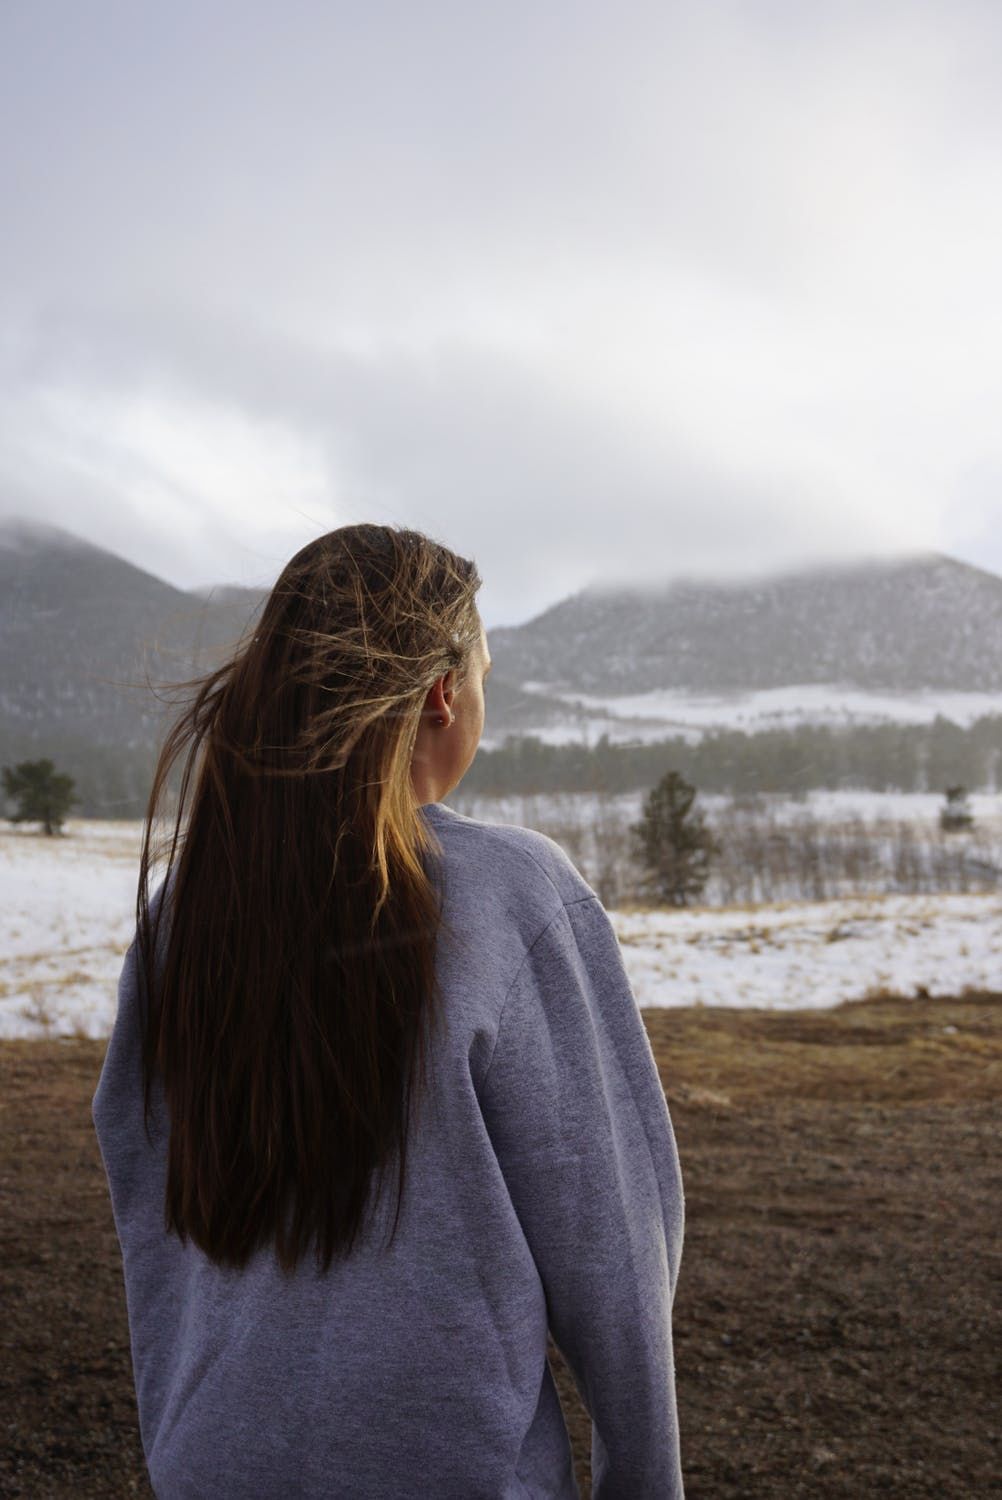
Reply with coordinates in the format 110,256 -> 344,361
486,552 -> 1002,696
1,516 -> 999,811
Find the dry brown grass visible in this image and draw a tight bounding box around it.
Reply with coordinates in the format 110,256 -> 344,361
2,991 -> 1000,1498
643,989 -> 1001,1107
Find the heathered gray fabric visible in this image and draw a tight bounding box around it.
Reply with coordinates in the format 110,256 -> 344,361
92,801 -> 686,1498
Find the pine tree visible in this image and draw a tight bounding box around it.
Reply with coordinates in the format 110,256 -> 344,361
2,758 -> 78,836
939,784 -> 974,833
631,769 -> 717,907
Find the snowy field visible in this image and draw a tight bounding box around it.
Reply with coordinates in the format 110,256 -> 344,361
484,683 -> 1002,748
1,820 -> 151,1040
614,892 -> 999,1011
450,787 -> 1002,831
2,808 -> 999,1038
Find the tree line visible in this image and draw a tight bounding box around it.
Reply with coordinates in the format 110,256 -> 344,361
464,713 -> 1002,796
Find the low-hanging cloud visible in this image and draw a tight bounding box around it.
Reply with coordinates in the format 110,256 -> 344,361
2,0 -> 1000,623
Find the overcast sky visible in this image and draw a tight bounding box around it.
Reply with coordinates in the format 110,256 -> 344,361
2,1 -> 1000,627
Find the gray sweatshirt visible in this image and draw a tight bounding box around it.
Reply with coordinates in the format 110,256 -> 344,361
93,801 -> 685,1499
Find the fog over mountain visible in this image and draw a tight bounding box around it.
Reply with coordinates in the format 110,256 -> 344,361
490,552 -> 1002,694
1,516 -> 1000,812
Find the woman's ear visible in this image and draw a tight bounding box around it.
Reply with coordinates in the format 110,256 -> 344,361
423,673 -> 451,720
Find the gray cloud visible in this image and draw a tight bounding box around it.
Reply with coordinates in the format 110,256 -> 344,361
2,0 -> 1001,624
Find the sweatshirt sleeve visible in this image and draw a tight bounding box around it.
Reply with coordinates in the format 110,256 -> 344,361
479,894 -> 685,1499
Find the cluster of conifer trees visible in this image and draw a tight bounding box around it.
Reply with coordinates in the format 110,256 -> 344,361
464,714 -> 1002,796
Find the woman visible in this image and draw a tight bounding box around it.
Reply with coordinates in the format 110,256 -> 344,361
93,523 -> 686,1499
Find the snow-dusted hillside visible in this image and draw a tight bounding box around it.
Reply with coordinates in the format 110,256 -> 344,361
482,552 -> 1002,745
1,809 -> 998,1039
490,552 -> 1002,695
479,683 -> 1002,750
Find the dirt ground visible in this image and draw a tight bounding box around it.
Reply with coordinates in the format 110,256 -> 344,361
2,991 -> 999,1499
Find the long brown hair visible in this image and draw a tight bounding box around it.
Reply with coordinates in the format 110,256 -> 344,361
135,524 -> 483,1274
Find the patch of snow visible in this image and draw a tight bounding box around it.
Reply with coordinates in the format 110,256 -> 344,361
452,787 -> 1002,833
0,820 -> 156,1039
565,683 -> 1002,729
1,816 -> 999,1037
612,891 -> 1002,1011
481,684 -> 1002,749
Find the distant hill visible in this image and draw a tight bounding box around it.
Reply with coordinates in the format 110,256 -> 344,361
1,519 -> 1000,814
488,553 -> 1002,694
0,517 -> 267,816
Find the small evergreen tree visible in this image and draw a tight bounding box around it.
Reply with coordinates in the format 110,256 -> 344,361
2,757 -> 78,836
631,769 -> 717,907
939,784 -> 974,833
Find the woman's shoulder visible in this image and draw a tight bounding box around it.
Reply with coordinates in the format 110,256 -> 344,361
419,802 -> 596,911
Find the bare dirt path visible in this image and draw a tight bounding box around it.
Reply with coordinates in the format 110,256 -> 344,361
2,992 -> 999,1498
